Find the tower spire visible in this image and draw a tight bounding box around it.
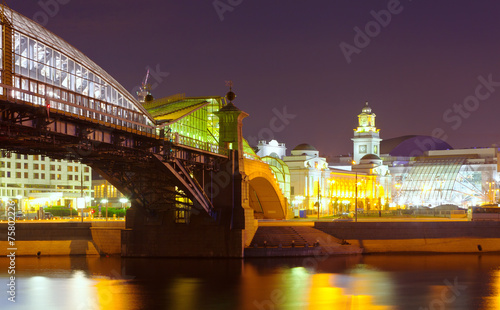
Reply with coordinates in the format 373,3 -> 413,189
225,80 -> 236,104
352,101 -> 382,164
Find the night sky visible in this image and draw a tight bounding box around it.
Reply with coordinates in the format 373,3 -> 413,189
9,1 -> 500,157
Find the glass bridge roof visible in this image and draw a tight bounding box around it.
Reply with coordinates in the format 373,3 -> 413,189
145,97 -> 210,124
4,6 -> 152,120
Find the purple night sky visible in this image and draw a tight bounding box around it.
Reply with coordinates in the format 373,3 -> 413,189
9,0 -> 500,157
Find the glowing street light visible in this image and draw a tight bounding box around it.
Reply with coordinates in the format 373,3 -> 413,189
119,198 -> 128,209
15,195 -> 23,213
101,199 -> 109,221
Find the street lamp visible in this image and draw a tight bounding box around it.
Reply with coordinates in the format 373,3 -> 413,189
355,172 -> 358,222
2,197 -> 8,218
101,199 -> 108,221
16,195 -> 22,214
328,179 -> 335,215
119,198 -> 128,209
317,181 -> 321,220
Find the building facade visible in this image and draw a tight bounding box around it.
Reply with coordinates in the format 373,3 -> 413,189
283,144 -> 330,215
280,143 -> 389,216
256,140 -> 287,159
0,151 -> 92,215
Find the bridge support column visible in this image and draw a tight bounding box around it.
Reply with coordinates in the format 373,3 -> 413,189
122,206 -> 246,257
121,150 -> 255,258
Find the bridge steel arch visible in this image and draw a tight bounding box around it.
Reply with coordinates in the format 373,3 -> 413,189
243,158 -> 287,219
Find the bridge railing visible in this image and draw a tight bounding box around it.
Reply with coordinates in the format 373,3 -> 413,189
2,80 -> 156,134
1,82 -> 228,156
168,132 -> 227,156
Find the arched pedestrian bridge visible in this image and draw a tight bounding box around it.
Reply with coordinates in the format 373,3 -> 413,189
0,6 -> 288,228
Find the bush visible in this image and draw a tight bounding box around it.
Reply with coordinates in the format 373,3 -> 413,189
90,206 -> 126,217
45,207 -> 78,217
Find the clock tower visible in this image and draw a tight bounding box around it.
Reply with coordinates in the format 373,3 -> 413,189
352,102 -> 382,164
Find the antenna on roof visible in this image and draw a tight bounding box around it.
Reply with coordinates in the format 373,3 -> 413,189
137,69 -> 153,103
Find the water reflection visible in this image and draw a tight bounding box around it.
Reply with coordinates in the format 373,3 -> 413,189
1,254 -> 500,309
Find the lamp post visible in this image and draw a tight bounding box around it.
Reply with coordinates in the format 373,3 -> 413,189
15,195 -> 23,215
317,181 -> 320,220
80,166 -> 84,222
101,199 -> 108,221
328,179 -> 335,216
2,197 -> 8,219
355,172 -> 358,223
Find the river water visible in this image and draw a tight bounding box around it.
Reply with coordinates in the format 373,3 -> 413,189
1,254 -> 499,310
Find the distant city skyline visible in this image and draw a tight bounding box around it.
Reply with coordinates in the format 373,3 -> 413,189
10,1 -> 500,156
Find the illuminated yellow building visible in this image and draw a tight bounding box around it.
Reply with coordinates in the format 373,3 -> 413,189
92,179 -> 128,208
328,169 -> 381,214
282,143 -> 389,216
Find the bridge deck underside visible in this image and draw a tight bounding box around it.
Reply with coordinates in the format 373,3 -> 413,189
0,98 -> 226,217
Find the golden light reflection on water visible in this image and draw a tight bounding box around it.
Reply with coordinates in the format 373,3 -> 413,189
93,279 -> 136,310
168,278 -> 201,310
484,269 -> 500,310
242,264 -> 395,309
305,271 -> 394,310
3,255 -> 500,309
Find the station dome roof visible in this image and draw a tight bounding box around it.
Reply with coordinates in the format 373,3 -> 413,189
381,135 -> 452,157
292,143 -> 317,151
